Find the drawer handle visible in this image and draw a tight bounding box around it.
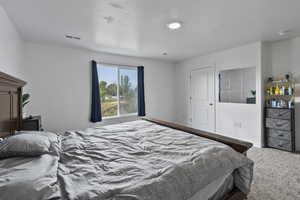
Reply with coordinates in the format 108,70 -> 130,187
275,122 -> 286,127
278,144 -> 283,147
278,134 -> 284,137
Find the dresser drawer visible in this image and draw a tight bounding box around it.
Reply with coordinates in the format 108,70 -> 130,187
266,108 -> 291,120
266,118 -> 291,131
267,137 -> 292,151
266,129 -> 291,141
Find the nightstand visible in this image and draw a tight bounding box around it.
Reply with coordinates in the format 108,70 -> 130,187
22,115 -> 43,131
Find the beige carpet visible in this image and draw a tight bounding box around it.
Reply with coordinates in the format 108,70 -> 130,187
247,147 -> 300,200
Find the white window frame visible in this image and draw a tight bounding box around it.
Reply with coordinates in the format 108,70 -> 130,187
98,64 -> 138,119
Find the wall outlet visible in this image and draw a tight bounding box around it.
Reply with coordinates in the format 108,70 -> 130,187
234,122 -> 242,128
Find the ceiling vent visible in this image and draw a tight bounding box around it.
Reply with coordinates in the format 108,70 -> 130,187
65,35 -> 81,40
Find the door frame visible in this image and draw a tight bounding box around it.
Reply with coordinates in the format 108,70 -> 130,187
189,66 -> 216,133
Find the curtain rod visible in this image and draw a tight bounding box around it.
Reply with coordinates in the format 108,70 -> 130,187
97,61 -> 138,68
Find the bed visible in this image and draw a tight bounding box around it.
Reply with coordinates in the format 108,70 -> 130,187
0,71 -> 253,200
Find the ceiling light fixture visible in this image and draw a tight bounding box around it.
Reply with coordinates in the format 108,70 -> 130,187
167,22 -> 182,30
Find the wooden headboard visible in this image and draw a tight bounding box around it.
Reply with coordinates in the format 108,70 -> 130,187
143,118 -> 253,154
0,71 -> 26,138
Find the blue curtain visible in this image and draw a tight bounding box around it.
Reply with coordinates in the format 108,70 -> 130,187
90,60 -> 102,122
138,66 -> 146,116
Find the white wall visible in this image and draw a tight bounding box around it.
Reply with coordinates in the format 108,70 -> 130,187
270,37 -> 300,150
271,38 -> 300,81
174,42 -> 263,147
0,5 -> 25,79
24,42 -> 175,133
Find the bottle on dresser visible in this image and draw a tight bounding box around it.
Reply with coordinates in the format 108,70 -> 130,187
288,84 -> 293,95
275,84 -> 280,95
288,97 -> 295,108
284,85 -> 289,95
280,85 -> 285,95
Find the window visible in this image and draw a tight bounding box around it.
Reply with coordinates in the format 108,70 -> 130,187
98,64 -> 138,118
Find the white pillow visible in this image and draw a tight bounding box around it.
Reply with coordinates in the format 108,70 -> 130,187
15,131 -> 61,156
0,134 -> 51,159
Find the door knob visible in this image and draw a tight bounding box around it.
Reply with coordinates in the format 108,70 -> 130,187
209,103 -> 213,106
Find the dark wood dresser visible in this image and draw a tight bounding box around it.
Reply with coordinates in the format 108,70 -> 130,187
22,115 -> 43,131
0,71 -> 26,137
265,108 -> 295,152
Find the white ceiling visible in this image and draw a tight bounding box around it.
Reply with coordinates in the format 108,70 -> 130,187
1,0 -> 300,62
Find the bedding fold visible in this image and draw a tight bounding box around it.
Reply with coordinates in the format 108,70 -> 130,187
0,155 -> 61,200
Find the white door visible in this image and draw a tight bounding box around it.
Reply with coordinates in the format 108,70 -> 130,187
190,67 -> 215,132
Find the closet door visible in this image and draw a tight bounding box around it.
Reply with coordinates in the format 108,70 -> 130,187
190,67 -> 215,133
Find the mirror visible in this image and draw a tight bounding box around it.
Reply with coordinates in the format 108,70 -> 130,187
219,67 -> 256,104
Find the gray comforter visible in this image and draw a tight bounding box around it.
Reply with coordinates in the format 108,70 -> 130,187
0,120 -> 253,200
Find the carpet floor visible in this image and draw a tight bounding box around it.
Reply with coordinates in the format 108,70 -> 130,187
247,147 -> 300,200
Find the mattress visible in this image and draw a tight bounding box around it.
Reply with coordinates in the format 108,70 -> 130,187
0,120 -> 253,200
188,172 -> 234,200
